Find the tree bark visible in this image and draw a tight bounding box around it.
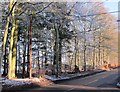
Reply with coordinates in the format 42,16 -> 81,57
1,3 -> 11,76
58,38 -> 62,74
8,0 -> 16,79
22,40 -> 26,78
29,15 -> 33,79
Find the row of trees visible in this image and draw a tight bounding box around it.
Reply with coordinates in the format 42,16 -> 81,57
0,1 -> 118,79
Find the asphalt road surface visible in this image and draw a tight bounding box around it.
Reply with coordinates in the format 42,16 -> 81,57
4,69 -> 120,92
58,69 -> 119,88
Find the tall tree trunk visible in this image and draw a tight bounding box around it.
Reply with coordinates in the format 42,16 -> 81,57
53,40 -> 57,65
83,30 -> 86,71
77,50 -> 80,69
45,46 -> 47,68
83,45 -> 86,71
102,47 -> 105,67
16,44 -> 20,74
96,50 -> 98,68
41,50 -> 44,68
92,32 -> 96,69
8,1 -> 16,79
11,19 -> 19,78
3,45 -> 7,76
38,48 -> 40,71
92,47 -> 95,69
37,40 -> 40,71
27,29 -> 30,76
15,44 -> 18,75
58,38 -> 62,74
22,40 -> 26,78
98,35 -> 101,67
1,3 -> 11,75
53,24 -> 59,77
74,37 -> 77,71
98,45 -> 101,66
29,15 -> 33,79
68,53 -> 71,71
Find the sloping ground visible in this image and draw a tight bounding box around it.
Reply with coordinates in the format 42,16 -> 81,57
2,77 -> 54,91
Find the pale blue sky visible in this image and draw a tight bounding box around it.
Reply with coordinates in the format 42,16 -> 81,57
103,0 -> 119,17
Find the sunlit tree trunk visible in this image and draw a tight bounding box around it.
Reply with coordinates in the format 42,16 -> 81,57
11,19 -> 19,78
8,0 -> 16,79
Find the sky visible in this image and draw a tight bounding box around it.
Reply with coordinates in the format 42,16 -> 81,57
103,0 -> 119,17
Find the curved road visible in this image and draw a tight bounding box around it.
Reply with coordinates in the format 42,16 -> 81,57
59,69 -> 119,88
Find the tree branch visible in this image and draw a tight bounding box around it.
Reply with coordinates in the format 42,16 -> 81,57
7,2 -> 17,17
31,2 -> 53,16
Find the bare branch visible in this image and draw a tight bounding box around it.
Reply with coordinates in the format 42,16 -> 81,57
7,2 -> 17,17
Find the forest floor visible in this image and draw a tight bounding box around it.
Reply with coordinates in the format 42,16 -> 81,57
1,77 -> 54,91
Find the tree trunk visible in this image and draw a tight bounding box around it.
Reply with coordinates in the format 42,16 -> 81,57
92,32 -> 95,69
27,30 -> 30,76
29,15 -> 33,79
3,45 -> 7,76
83,45 -> 86,71
22,40 -> 26,78
44,46 -> 47,68
98,31 -> 102,67
11,19 -> 19,79
16,44 -> 20,74
37,44 -> 40,71
53,23 -> 59,77
8,1 -> 16,79
1,2 -> 11,76
41,50 -> 44,68
58,38 -> 62,74
53,40 -> 57,65
92,47 -> 95,69
74,37 -> 78,71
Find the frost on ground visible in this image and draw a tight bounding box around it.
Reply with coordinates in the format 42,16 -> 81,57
43,73 -> 84,81
44,75 -> 70,81
43,70 -> 104,81
43,72 -> 90,81
2,79 -> 31,86
2,77 -> 54,90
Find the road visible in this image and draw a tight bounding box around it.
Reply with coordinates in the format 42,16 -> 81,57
58,69 -> 119,88
4,69 -> 120,92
